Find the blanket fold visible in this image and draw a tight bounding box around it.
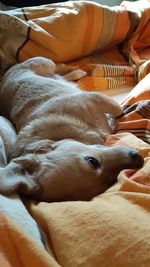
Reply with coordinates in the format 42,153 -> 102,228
116,73 -> 150,144
0,0 -> 150,91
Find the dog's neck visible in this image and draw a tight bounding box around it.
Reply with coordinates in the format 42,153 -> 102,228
12,114 -> 107,158
25,115 -> 104,144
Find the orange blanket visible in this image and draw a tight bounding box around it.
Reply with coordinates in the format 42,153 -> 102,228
1,0 -> 150,91
116,73 -> 150,145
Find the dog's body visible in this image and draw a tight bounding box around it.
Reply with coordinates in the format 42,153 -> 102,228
0,57 -> 122,157
0,57 -> 144,201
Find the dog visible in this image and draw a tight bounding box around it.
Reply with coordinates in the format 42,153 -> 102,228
0,57 -> 144,201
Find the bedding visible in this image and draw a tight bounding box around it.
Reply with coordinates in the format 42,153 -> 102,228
0,0 -> 150,93
0,0 -> 150,266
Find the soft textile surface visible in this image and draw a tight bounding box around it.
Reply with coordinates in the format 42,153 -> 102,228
116,73 -> 150,144
0,0 -> 150,91
0,71 -> 149,267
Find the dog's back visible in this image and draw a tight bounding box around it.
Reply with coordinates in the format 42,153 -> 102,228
0,57 -> 123,153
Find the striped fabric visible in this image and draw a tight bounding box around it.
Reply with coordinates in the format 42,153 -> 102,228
116,73 -> 150,144
0,0 -> 150,91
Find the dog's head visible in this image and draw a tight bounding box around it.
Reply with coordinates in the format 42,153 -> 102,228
0,139 -> 144,201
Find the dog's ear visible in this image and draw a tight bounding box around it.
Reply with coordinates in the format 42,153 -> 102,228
0,155 -> 41,196
23,139 -> 55,154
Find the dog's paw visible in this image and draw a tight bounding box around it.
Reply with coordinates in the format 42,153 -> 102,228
64,70 -> 87,81
22,57 -> 56,76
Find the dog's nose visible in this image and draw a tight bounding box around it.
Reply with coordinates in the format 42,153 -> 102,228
129,151 -> 144,168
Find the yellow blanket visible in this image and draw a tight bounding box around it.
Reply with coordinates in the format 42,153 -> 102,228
1,0 -> 150,91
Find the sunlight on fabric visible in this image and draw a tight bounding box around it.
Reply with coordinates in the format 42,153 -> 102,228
60,7 -> 77,14
121,0 -> 150,16
58,2 -> 79,15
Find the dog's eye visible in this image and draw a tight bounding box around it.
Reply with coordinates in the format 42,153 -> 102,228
84,156 -> 101,170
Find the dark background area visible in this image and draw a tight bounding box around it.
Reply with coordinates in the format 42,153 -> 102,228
1,0 -> 66,7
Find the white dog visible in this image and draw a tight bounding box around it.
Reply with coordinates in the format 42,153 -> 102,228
0,57 -> 144,201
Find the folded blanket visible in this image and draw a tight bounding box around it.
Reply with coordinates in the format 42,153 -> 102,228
0,0 -> 150,91
116,73 -> 150,144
